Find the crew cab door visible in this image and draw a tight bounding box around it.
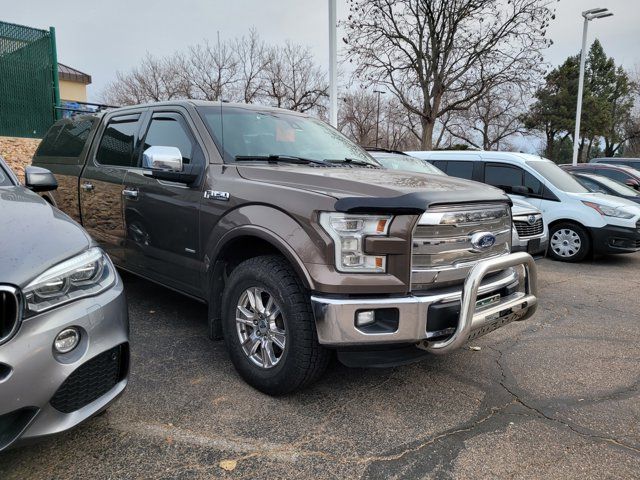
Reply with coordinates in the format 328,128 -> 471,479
122,109 -> 205,295
79,112 -> 143,263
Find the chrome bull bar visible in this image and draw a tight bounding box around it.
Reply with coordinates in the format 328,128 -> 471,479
417,252 -> 538,354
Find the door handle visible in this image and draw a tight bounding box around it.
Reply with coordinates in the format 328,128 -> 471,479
122,188 -> 139,199
81,182 -> 94,191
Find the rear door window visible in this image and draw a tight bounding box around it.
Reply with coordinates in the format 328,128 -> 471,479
96,115 -> 140,167
36,116 -> 96,158
484,163 -> 524,190
446,161 -> 474,180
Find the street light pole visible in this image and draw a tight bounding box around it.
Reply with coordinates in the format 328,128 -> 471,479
373,89 -> 385,148
572,8 -> 613,166
328,0 -> 338,128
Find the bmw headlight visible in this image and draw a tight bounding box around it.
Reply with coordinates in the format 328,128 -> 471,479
23,247 -> 116,316
582,201 -> 635,219
319,212 -> 392,273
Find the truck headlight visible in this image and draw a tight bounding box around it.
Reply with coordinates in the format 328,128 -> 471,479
582,201 -> 635,219
23,247 -> 116,316
319,212 -> 392,273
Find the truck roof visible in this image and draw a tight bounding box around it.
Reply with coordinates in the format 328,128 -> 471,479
104,100 -> 310,117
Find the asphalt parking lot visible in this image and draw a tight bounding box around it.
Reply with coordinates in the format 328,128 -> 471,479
1,255 -> 639,479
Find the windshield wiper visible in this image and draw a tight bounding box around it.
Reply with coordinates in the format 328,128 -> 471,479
325,157 -> 381,168
234,155 -> 332,166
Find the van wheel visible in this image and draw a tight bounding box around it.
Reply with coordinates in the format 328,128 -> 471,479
221,255 -> 330,395
548,223 -> 590,262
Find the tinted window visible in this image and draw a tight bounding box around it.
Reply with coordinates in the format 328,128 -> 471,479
524,172 -> 543,196
96,117 -> 139,167
446,161 -> 474,179
484,164 -> 523,189
143,116 -> 198,165
36,116 -> 96,158
597,169 -> 631,183
432,160 -> 447,171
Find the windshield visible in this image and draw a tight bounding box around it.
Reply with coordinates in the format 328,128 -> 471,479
373,153 -> 445,175
581,174 -> 640,197
526,160 -> 589,193
199,106 -> 379,166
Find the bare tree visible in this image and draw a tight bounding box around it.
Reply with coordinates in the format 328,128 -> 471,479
102,53 -> 190,105
338,90 -> 378,146
343,0 -> 554,149
262,42 -> 328,113
184,40 -> 238,101
445,85 -> 528,149
233,28 -> 270,103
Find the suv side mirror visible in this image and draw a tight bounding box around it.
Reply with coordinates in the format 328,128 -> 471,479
625,179 -> 640,191
24,166 -> 58,192
143,146 -> 183,172
142,146 -> 201,186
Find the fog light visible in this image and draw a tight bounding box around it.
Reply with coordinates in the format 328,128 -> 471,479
355,310 -> 375,327
54,328 -> 80,353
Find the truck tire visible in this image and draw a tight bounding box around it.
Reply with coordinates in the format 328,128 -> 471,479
548,222 -> 590,262
221,255 -> 330,395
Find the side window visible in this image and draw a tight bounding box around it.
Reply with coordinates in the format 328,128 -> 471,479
432,160 -> 447,171
36,116 -> 96,158
446,161 -> 474,179
96,116 -> 140,167
598,169 -> 629,183
484,164 -> 523,190
142,115 -> 200,165
524,172 -> 543,196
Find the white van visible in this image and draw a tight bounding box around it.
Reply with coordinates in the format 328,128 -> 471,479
406,151 -> 640,262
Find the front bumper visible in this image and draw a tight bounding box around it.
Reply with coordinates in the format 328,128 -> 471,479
311,252 -> 538,354
511,227 -> 549,257
0,277 -> 129,451
589,223 -> 640,254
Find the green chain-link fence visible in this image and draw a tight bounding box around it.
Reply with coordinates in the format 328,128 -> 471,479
0,21 -> 59,138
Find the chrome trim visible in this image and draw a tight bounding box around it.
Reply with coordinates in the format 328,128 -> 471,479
0,285 -> 22,346
311,253 -> 536,349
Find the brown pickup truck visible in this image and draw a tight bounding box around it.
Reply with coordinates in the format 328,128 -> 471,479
32,101 -> 538,395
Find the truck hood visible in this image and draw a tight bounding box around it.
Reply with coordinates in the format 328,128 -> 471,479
0,186 -> 92,287
237,165 -> 510,213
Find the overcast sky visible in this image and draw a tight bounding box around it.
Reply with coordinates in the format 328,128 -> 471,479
4,0 -> 638,102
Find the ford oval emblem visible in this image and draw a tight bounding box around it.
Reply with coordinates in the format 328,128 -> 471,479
471,232 -> 496,251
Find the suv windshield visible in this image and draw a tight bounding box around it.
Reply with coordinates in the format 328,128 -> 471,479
372,153 -> 445,175
199,106 -> 379,167
526,160 -> 589,193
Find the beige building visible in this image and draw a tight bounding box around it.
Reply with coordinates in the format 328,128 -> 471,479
58,63 -> 91,103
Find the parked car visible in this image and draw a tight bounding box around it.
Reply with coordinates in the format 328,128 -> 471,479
560,163 -> 640,190
368,149 -> 548,256
510,198 -> 549,256
33,102 -> 538,395
406,150 -> 640,262
590,157 -> 640,172
0,156 -> 129,452
571,172 -> 640,205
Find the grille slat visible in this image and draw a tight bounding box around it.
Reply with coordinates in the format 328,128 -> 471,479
0,286 -> 20,345
411,204 -> 512,290
513,217 -> 544,238
50,344 -> 128,413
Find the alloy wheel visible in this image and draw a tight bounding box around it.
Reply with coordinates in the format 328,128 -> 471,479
235,287 -> 287,369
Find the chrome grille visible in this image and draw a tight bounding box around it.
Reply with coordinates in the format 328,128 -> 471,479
513,215 -> 544,238
0,286 -> 20,345
411,204 -> 512,290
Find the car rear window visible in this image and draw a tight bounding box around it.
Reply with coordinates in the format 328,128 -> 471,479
35,116 -> 96,159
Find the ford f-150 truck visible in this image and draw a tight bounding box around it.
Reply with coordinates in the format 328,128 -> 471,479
32,101 -> 538,395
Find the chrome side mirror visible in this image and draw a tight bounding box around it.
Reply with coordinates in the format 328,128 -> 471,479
25,166 -> 58,192
143,146 -> 183,172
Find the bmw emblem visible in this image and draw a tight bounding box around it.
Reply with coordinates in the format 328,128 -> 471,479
527,215 -> 537,225
471,232 -> 497,251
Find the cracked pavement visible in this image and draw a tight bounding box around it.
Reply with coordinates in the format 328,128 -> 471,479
1,255 -> 639,479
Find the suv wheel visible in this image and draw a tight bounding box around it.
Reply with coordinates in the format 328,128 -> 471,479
221,255 -> 330,395
548,223 -> 590,262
